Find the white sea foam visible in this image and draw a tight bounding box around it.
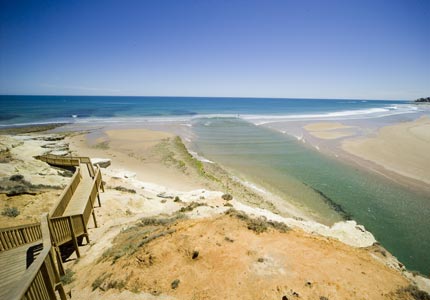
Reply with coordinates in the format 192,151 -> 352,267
297,134 -> 304,141
231,176 -> 269,195
0,120 -> 73,127
2,104 -> 422,128
188,151 -> 214,164
243,104 -> 420,125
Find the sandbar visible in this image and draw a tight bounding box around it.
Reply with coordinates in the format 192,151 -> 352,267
342,116 -> 430,185
304,122 -> 355,140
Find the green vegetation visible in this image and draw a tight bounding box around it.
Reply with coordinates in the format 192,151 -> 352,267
94,141 -> 109,150
2,207 -> 20,217
0,174 -> 61,196
179,201 -> 206,212
415,97 -> 430,103
60,269 -> 75,285
92,273 -> 112,291
171,279 -> 180,289
0,123 -> 66,135
92,273 -> 126,291
0,149 -> 12,163
225,208 -> 290,234
113,186 -> 136,193
222,193 -> 233,200
395,285 -> 430,300
159,136 -> 220,182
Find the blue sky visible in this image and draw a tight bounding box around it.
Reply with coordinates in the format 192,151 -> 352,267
0,0 -> 429,99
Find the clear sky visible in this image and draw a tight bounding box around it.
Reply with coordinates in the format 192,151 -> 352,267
0,0 -> 429,99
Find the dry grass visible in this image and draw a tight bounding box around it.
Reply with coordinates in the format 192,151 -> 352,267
394,285 -> 430,300
2,207 -> 20,217
101,215 -> 185,264
179,201 -> 206,212
60,269 -> 75,285
225,208 -> 290,234
112,186 -> 136,194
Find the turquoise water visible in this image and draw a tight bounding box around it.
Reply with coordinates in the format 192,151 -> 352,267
1,95 -> 429,274
192,118 -> 430,275
0,95 -> 413,126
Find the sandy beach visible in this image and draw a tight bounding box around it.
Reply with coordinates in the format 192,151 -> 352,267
342,116 -> 430,186
298,116 -> 430,191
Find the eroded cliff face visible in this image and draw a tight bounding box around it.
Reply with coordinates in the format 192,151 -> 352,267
0,134 -> 72,226
69,213 -> 423,300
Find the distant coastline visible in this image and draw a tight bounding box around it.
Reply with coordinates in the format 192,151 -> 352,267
415,97 -> 430,103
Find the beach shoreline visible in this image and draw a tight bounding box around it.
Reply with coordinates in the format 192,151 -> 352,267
261,115 -> 430,196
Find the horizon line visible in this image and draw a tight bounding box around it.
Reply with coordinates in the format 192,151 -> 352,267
0,94 -> 410,102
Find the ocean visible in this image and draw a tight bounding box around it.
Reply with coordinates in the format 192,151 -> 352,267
1,95 -> 429,274
0,95 -> 418,126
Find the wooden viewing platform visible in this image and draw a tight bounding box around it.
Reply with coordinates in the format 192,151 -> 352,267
0,154 -> 104,300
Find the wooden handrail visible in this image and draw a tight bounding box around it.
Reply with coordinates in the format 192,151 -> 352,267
1,154 -> 104,299
34,155 -> 80,167
6,214 -> 66,300
49,167 -> 81,217
0,223 -> 42,252
49,214 -> 86,247
35,154 -> 96,178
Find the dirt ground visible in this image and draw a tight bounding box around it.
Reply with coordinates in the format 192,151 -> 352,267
71,214 -> 412,300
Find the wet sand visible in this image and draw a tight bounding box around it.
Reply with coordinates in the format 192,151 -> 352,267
303,122 -> 356,140
342,116 -> 430,186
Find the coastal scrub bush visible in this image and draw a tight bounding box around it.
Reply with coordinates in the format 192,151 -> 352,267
92,276 -> 105,291
172,136 -> 220,182
6,186 -> 30,196
138,214 -> 185,227
0,149 -> 12,163
94,141 -> 109,150
179,201 -> 206,212
101,215 -> 183,264
113,186 -> 136,193
9,174 -> 24,181
225,208 -> 290,234
2,207 -> 20,217
60,269 -> 75,285
171,279 -> 180,289
396,285 -> 430,300
221,193 -> 233,201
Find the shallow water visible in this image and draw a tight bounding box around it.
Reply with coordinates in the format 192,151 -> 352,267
192,118 -> 430,275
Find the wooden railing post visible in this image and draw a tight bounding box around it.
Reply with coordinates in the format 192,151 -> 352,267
21,228 -> 28,243
40,261 -> 57,299
99,168 -> 105,192
49,249 -> 67,300
81,214 -> 90,244
92,209 -> 98,228
67,216 -> 80,258
54,246 -> 65,275
88,190 -> 98,228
